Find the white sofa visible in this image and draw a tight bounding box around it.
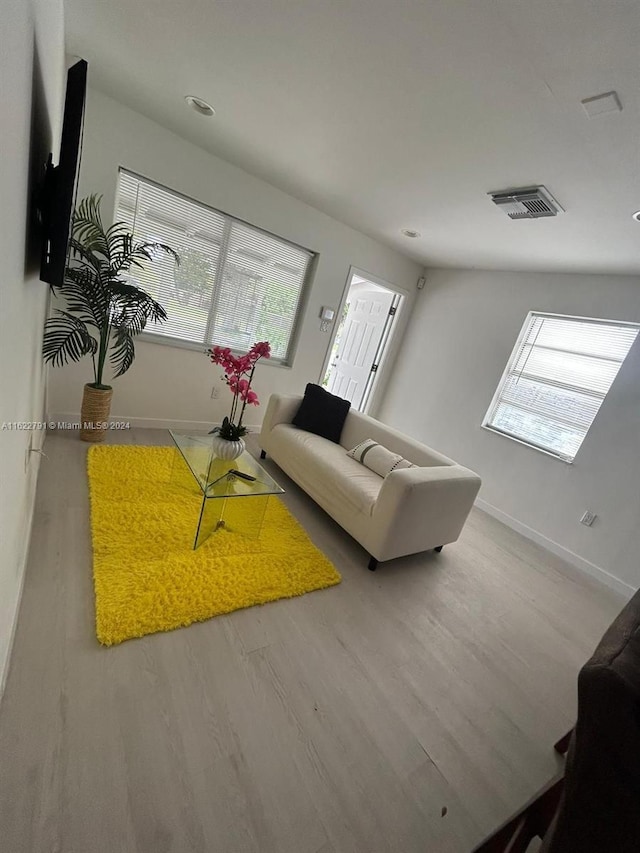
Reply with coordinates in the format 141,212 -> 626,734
259,394 -> 482,569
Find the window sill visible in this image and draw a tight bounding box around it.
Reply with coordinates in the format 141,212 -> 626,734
138,331 -> 292,367
481,424 -> 574,464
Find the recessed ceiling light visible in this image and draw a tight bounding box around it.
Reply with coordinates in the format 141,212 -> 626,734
184,95 -> 215,117
401,229 -> 421,238
632,211 -> 640,222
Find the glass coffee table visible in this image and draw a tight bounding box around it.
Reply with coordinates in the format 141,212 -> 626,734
169,430 -> 284,549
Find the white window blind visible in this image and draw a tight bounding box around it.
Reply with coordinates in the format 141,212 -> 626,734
483,312 -> 639,462
114,169 -> 314,363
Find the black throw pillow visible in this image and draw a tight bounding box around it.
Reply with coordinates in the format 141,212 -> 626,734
292,383 -> 351,444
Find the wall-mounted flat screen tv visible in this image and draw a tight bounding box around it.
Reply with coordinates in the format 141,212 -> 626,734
39,59 -> 87,288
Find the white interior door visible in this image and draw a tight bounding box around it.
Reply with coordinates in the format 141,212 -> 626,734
326,288 -> 395,409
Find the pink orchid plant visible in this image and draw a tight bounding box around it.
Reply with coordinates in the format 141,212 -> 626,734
207,341 -> 271,440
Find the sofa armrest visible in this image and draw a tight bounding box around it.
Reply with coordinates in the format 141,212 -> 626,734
371,464 -> 482,560
260,394 -> 302,446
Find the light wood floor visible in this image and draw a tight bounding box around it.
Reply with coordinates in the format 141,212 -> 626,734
0,428 -> 623,853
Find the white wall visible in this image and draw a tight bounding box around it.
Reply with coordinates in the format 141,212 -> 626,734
379,268 -> 640,596
47,89 -> 422,429
0,0 -> 65,693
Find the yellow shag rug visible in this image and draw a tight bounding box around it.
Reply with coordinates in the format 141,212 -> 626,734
87,445 -> 341,645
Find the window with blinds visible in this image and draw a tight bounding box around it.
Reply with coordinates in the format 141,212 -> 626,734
483,312 -> 639,462
114,170 -> 315,363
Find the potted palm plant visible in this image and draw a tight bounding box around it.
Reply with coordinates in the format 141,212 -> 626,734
43,195 -> 178,441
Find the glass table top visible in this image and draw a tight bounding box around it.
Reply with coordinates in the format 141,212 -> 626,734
169,431 -> 284,499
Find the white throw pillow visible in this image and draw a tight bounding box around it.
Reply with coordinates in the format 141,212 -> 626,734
347,439 -> 415,478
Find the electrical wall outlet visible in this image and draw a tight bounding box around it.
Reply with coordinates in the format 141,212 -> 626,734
580,510 -> 597,527
211,386 -> 220,399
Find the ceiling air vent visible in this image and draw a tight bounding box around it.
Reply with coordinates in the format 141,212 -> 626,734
488,186 -> 563,219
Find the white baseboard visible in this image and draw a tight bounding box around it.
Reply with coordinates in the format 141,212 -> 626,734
1,454 -> 42,701
475,497 -> 636,601
47,412 -> 262,433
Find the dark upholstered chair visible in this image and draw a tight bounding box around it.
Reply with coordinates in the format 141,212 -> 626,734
473,588 -> 640,853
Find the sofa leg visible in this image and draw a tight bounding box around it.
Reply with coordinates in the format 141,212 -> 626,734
434,545 -> 443,553
368,556 -> 378,572
260,450 -> 266,459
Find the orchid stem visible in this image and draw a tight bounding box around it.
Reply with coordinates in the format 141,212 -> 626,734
238,362 -> 257,430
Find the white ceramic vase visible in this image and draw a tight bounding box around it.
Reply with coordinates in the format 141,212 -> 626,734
210,434 -> 245,461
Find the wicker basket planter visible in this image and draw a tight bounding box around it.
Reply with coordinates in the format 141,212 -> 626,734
80,384 -> 113,442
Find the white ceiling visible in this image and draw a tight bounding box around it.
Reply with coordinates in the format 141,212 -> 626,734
65,0 -> 640,274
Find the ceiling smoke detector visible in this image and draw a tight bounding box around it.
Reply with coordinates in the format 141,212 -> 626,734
184,95 -> 215,117
488,186 -> 563,219
401,229 -> 421,238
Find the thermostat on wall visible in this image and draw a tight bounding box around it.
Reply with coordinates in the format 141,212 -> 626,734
320,306 -> 335,321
